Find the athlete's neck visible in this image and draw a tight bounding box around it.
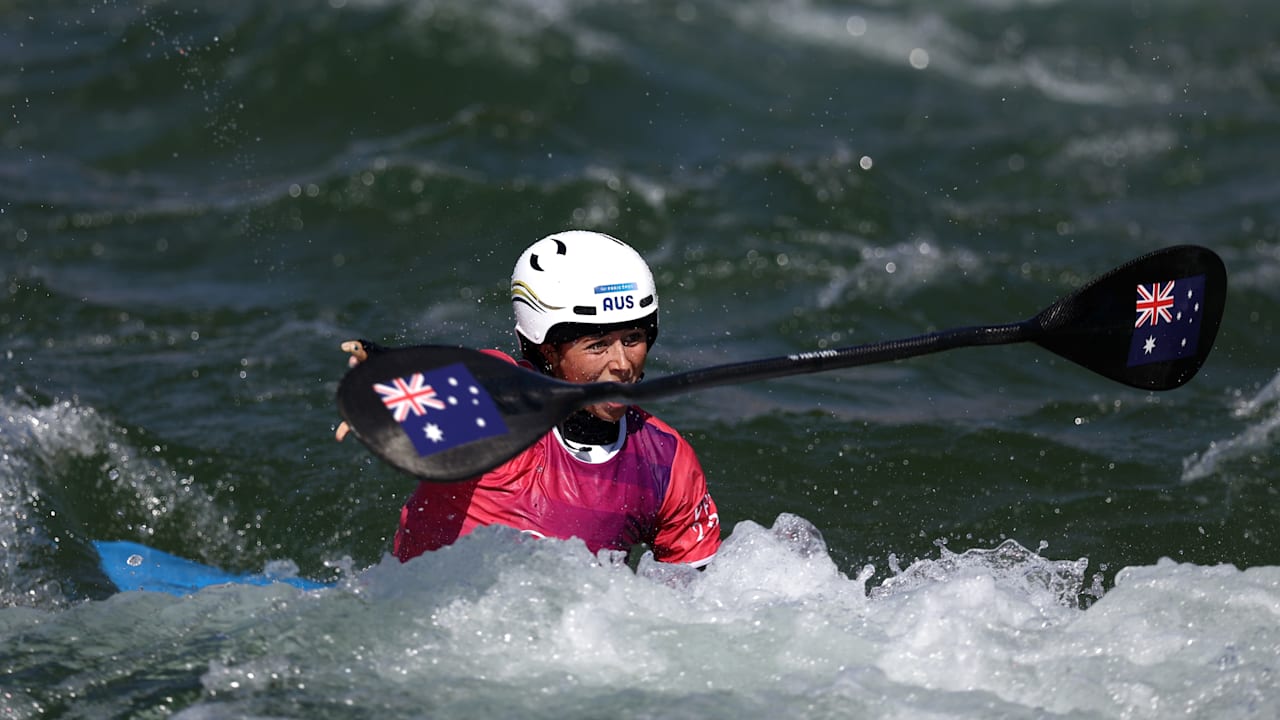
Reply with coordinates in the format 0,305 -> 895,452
559,410 -> 621,446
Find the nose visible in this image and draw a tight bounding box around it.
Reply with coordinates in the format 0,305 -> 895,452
603,340 -> 635,379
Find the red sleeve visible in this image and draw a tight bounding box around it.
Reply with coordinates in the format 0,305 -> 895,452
651,433 -> 720,567
480,349 -> 517,364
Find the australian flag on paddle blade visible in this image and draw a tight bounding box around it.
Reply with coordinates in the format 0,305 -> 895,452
372,362 -> 508,457
1126,273 -> 1206,367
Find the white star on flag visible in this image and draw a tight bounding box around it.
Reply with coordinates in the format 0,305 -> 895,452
425,423 -> 444,443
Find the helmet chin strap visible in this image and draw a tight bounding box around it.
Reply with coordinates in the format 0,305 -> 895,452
559,409 -> 621,446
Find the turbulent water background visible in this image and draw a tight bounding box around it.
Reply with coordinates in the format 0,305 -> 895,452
3,1 -> 1280,717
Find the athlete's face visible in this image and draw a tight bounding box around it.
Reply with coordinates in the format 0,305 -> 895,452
541,327 -> 649,422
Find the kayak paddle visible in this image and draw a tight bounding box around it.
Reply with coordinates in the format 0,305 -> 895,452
337,244 -> 1226,482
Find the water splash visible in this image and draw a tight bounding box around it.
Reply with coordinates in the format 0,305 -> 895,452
7,517 -> 1278,718
1181,371 -> 1280,483
0,390 -> 239,608
872,538 -> 1094,608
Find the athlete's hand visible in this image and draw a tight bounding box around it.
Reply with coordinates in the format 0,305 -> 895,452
334,339 -> 371,442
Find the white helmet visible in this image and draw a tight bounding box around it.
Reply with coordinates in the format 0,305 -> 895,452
511,230 -> 659,347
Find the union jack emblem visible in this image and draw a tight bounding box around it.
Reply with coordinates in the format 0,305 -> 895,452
373,373 -> 447,422
1134,281 -> 1175,328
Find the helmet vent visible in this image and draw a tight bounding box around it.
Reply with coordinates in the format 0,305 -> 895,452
573,305 -> 597,316
527,240 -> 567,273
639,294 -> 655,308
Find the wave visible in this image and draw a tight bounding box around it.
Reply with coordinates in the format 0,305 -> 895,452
2,516 -> 1277,717
1182,370 -> 1280,483
0,390 -> 242,608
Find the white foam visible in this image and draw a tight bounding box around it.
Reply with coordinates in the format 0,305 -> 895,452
169,517 -> 1278,716
0,391 -> 239,608
1182,370 -> 1280,482
0,391 -> 108,607
5,512 -> 1277,716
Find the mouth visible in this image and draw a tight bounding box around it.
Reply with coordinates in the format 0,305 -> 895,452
589,400 -> 627,421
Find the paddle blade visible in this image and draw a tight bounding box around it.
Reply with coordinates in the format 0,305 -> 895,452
337,346 -> 589,482
1033,245 -> 1226,390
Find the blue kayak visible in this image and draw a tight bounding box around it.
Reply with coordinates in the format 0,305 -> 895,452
93,540 -> 332,596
